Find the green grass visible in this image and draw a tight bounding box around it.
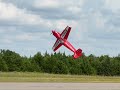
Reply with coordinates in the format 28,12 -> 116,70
0,72 -> 120,82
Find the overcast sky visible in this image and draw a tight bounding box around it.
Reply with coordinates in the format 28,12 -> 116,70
0,0 -> 120,57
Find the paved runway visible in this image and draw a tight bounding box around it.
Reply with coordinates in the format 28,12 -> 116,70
0,83 -> 120,90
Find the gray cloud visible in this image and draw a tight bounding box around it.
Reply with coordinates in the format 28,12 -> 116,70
0,0 -> 120,56
2,0 -> 82,20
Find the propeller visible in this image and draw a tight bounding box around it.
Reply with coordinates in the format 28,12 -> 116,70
50,32 -> 52,35
50,30 -> 54,35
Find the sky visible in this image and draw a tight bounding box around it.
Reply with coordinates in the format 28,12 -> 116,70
0,0 -> 120,57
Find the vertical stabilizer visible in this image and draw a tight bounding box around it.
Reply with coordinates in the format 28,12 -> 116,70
73,49 -> 82,59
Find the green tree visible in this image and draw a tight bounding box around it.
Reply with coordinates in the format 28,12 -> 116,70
32,52 -> 44,71
98,55 -> 111,75
0,54 -> 8,71
53,60 -> 69,74
1,50 -> 22,71
20,57 -> 32,72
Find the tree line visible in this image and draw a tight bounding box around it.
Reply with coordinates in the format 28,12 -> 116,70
0,49 -> 120,76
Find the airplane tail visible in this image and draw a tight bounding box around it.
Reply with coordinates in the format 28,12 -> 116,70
73,49 -> 82,59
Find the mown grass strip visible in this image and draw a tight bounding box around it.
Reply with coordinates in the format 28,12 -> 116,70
0,72 -> 120,82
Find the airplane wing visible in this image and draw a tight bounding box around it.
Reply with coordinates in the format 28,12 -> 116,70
60,26 -> 71,40
52,39 -> 62,51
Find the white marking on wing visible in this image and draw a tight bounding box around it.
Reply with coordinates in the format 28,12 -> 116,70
61,26 -> 69,39
52,40 -> 61,50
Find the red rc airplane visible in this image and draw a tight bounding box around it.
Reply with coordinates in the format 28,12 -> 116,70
52,26 -> 82,59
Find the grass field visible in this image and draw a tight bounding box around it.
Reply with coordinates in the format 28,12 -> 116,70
0,72 -> 120,82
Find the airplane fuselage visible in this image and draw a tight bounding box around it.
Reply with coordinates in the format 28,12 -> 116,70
52,30 -> 76,53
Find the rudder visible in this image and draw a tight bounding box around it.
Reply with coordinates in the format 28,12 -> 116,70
73,49 -> 82,59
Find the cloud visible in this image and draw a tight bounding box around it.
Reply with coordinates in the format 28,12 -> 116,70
0,0 -> 52,27
105,0 -> 120,12
2,0 -> 83,20
32,0 -> 83,20
34,0 -> 59,8
0,0 -> 120,57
